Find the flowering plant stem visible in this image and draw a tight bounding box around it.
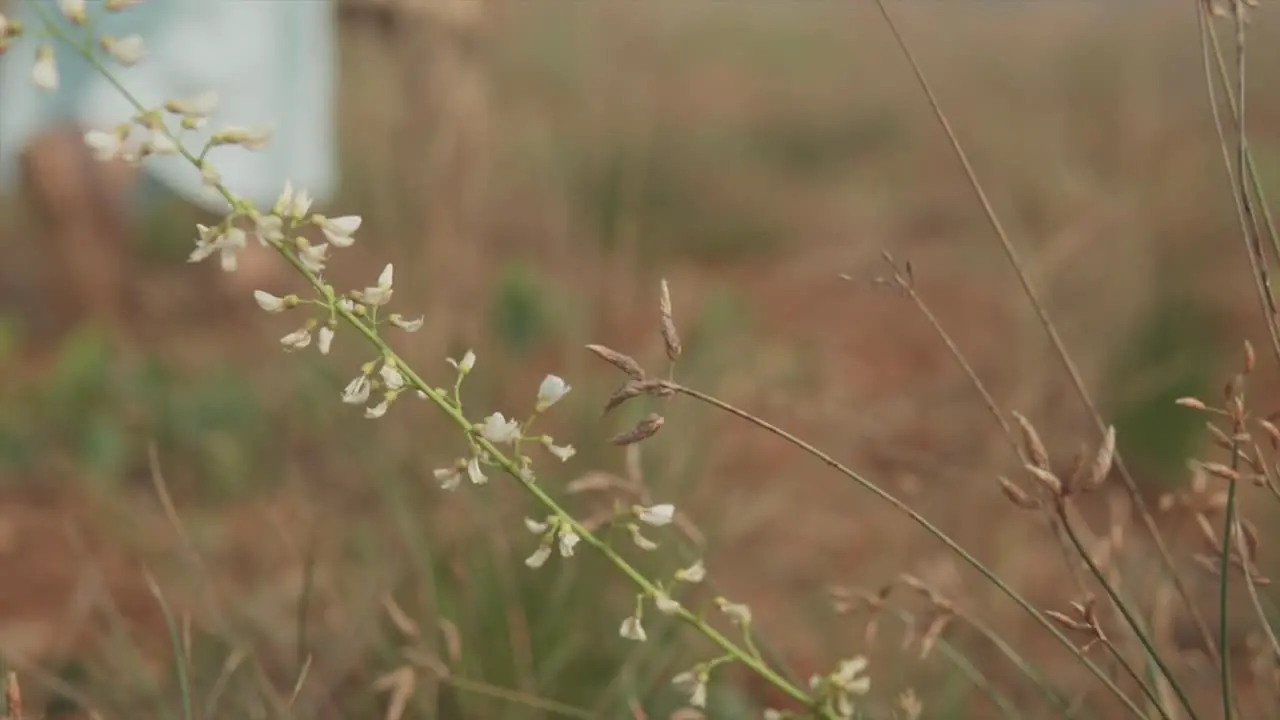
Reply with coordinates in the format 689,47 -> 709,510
31,7 -> 819,715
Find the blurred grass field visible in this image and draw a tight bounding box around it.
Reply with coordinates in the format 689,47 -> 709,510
3,2 -> 1280,718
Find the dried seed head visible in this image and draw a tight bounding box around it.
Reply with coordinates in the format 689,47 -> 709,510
1176,397 -> 1209,411
1045,609 -> 1092,633
1257,419 -> 1280,450
1244,340 -> 1256,375
1081,426 -> 1116,493
1012,412 -> 1050,470
602,378 -> 675,416
659,279 -> 682,362
997,476 -> 1041,510
611,413 -> 665,446
1200,461 -> 1241,482
585,344 -> 646,380
1024,463 -> 1063,497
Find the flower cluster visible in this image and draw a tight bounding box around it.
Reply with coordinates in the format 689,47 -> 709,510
3,3 -> 836,717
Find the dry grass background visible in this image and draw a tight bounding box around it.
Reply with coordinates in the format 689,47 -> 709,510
2,1 -> 1280,718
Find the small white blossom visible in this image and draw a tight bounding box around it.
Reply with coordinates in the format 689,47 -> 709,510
317,326 -> 335,355
143,133 -> 178,156
524,517 -> 550,534
654,591 -> 681,616
541,438 -> 576,462
635,503 -> 675,527
379,363 -> 406,391
297,242 -> 329,274
253,214 -> 283,245
525,544 -> 552,569
628,524 -> 658,551
479,413 -> 520,444
359,263 -> 394,307
200,164 -> 221,197
342,375 -> 372,405
32,45 -> 58,92
434,466 -> 462,491
389,314 -> 423,332
365,397 -> 391,419
672,671 -> 707,709
448,350 -> 476,373
101,34 -> 145,66
536,375 -> 571,412
675,560 -> 706,584
165,91 -> 219,119
467,456 -> 488,485
619,615 -> 646,642
557,525 -> 580,557
83,129 -> 123,161
189,225 -> 247,272
58,0 -> 85,25
253,290 -> 286,313
832,656 -> 871,696
312,214 -> 362,247
280,327 -> 311,351
715,597 -> 752,626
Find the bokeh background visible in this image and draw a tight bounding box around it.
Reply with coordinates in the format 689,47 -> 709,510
2,1 -> 1280,718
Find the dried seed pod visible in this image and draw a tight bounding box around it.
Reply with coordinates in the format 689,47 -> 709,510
658,278 -> 682,362
1080,426 -> 1116,492
603,381 -> 647,416
1200,461 -> 1242,482
1024,463 -> 1063,497
997,476 -> 1041,510
1176,397 -> 1209,411
585,344 -> 646,380
1012,412 -> 1050,471
611,413 -> 665,446
1244,339 -> 1256,375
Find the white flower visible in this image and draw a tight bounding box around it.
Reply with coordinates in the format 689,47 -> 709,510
313,214 -> 362,247
434,466 -> 462,491
280,327 -> 311,351
189,225 -> 247,272
524,517 -> 550,534
365,397 -> 391,419
448,350 -> 476,373
619,615 -> 646,642
84,130 -> 123,161
253,290 -> 286,313
360,264 -> 394,307
536,375 -> 571,412
675,560 -> 706,584
635,503 -> 675,527
654,591 -> 681,616
253,214 -> 283,245
525,545 -> 552,569
297,242 -> 329,274
541,438 -> 576,462
479,413 -> 520,444
32,45 -> 59,92
342,375 -> 372,405
628,524 -> 658,551
143,133 -> 178,156
672,671 -> 707,709
379,363 -> 405,391
467,456 -> 488,485
317,326 -> 335,355
166,92 -> 219,119
101,34 -> 145,66
557,526 -> 580,557
389,314 -> 423,332
832,656 -> 871,696
58,0 -> 85,25
715,598 -> 752,626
